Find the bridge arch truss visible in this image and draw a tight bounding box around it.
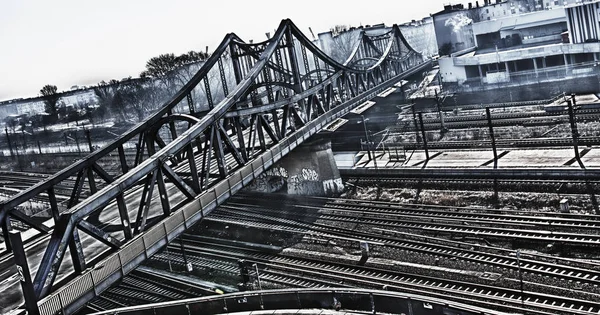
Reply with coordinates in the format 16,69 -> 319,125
0,19 -> 430,314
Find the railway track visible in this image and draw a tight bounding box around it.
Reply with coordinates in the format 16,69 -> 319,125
390,136 -> 600,150
419,108 -> 600,125
343,177 -> 600,195
439,97 -> 557,112
395,111 -> 600,133
83,268 -> 218,313
163,235 -> 600,315
215,201 -> 600,246
207,194 -> 600,278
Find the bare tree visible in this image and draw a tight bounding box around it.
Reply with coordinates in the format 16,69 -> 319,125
93,79 -> 121,121
94,78 -> 165,123
329,25 -> 361,64
140,51 -> 209,92
40,84 -> 60,121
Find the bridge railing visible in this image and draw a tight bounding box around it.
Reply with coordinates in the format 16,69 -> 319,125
86,288 -> 507,315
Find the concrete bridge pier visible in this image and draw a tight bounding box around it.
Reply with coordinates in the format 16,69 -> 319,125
247,136 -> 344,196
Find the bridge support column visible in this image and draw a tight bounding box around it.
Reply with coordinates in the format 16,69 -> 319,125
247,137 -> 343,196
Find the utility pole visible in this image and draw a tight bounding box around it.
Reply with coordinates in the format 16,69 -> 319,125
435,90 -> 446,133
5,127 -> 14,160
418,112 -> 429,160
486,107 -> 499,204
74,131 -> 81,156
360,114 -> 372,161
411,103 -> 421,144
486,108 -> 498,168
85,128 -> 93,152
566,99 -> 584,168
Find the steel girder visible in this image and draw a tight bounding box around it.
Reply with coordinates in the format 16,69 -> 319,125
3,19 -> 426,309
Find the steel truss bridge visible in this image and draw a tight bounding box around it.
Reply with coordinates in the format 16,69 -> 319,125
0,19 -> 429,314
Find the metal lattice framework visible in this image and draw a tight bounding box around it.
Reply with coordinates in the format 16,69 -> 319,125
0,19 -> 429,314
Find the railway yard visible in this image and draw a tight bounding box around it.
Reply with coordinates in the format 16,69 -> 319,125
3,93 -> 600,315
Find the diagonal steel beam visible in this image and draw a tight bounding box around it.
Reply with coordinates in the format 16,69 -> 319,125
161,163 -> 197,200
68,228 -> 86,274
67,170 -> 86,209
216,123 -> 245,166
134,170 -> 158,234
33,213 -> 74,298
78,220 -> 122,249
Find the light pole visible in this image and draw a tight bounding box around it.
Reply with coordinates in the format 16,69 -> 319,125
360,115 -> 371,160
359,115 -> 377,168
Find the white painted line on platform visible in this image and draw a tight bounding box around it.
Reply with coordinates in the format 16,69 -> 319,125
377,87 -> 396,98
350,100 -> 376,115
394,80 -> 409,88
323,118 -> 348,132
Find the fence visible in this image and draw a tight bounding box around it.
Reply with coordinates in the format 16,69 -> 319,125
455,61 -> 600,94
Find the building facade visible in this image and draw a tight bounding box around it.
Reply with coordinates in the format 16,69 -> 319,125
437,0 -> 600,90
0,88 -> 98,121
399,17 -> 438,58
566,1 -> 600,43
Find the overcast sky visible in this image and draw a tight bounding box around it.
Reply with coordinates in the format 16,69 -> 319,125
0,0 -> 451,101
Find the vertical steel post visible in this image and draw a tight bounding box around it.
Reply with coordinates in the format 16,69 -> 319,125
47,187 -> 60,223
5,127 -> 14,160
85,128 -> 93,152
9,231 -> 40,315
418,112 -> 429,160
118,144 -> 129,174
586,180 -> 599,214
411,104 -> 421,144
238,259 -> 250,290
567,100 -> 584,168
179,237 -> 191,272
74,131 -> 81,156
435,90 -> 446,132
487,107 -> 499,204
361,115 -> 372,161
486,108 -> 498,168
